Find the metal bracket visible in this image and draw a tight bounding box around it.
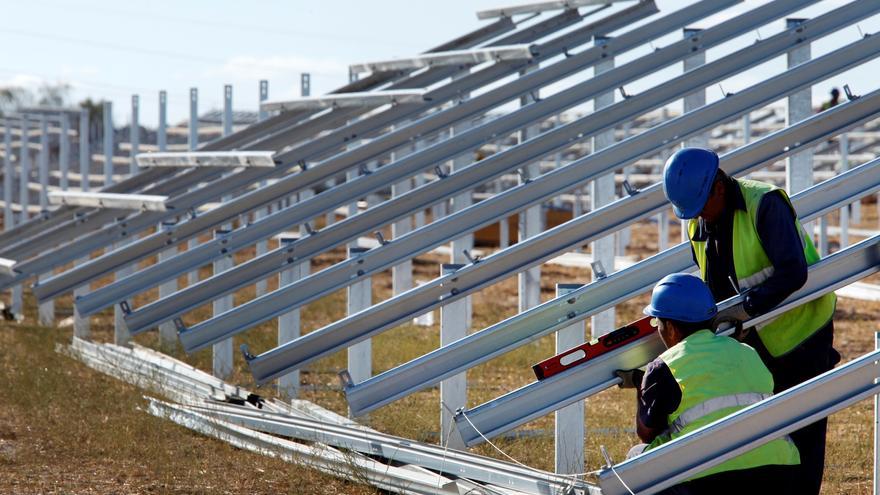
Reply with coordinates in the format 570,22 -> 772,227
187,207 -> 197,220
304,222 -> 316,235
298,160 -> 308,172
591,260 -> 607,279
434,165 -> 448,179
119,300 -> 132,315
338,369 -> 354,389
622,179 -> 639,196
173,317 -> 186,333
463,249 -> 481,264
618,86 -> 630,99
374,231 -> 389,246
240,344 -> 256,361
844,84 -> 860,101
517,168 -> 530,183
359,163 -> 372,176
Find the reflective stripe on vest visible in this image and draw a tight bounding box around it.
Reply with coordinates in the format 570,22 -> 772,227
688,179 -> 836,357
669,392 -> 770,434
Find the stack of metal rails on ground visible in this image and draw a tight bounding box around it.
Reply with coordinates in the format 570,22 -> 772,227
3,1 -> 880,493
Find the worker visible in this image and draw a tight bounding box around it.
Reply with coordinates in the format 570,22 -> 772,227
819,87 -> 841,112
617,273 -> 800,494
661,147 -> 838,495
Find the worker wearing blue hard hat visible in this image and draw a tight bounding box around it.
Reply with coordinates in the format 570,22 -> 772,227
662,147 -> 838,495
617,273 -> 799,494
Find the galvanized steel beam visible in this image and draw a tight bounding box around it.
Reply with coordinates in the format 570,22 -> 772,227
28,6 -> 607,300
244,25 -> 880,384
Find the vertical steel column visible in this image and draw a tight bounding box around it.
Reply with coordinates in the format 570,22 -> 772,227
683,28 -> 708,148
255,81 -> 270,297
590,37 -> 615,338
675,27 -> 708,248
18,116 -> 29,224
73,110 -> 90,338
743,113 -> 752,144
155,91 -> 177,346
37,115 -> 53,326
391,134 -> 414,297
3,120 -> 12,230
38,115 -> 49,211
347,246 -> 373,383
110,100 -> 132,344
450,69 -> 474,327
518,63 -> 542,312
130,95 -> 140,175
59,113 -> 70,191
555,283 -> 585,475
440,263 -> 467,450
102,101 -> 113,186
278,233 -> 306,399
187,88 -> 199,286
785,18 -> 814,236
223,85 -> 233,137
496,137 -> 509,249
212,229 -> 234,379
78,109 -> 89,192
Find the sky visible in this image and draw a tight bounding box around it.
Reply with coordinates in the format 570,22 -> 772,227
2,0 -> 879,127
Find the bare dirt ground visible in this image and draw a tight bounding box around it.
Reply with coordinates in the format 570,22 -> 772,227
1,199 -> 878,494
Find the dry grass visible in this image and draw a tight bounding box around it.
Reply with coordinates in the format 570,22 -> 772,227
2,203 -> 879,493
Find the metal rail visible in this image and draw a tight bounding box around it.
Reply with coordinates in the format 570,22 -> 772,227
203,6 -> 879,368
0,13 -> 522,269
454,232 -> 880,445
28,5 -> 621,299
342,96 -> 880,416
61,0 -> 666,311
0,15 -> 519,254
114,0 -> 810,333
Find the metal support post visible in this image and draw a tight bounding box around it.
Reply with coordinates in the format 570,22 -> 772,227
440,264 -> 468,450
73,109 -> 90,336
18,116 -> 29,223
60,113 -> 70,191
819,217 -> 829,256
3,120 -> 13,229
391,169 -> 413,296
347,247 -> 373,391
278,233 -> 307,399
301,73 -> 311,97
155,91 -> 176,347
223,85 -> 233,137
213,229 -> 234,379
256,81 -> 270,296
450,70 -> 474,327
785,18 -> 814,235
743,113 -> 752,145
131,95 -> 140,175
79,109 -> 89,192
37,115 -> 54,325
554,283 -> 585,474
188,88 -> 199,286
591,39 -> 615,337
683,28 -> 707,148
518,64 -> 542,312
38,115 -> 49,211
103,101 -> 113,186
840,133 -> 849,249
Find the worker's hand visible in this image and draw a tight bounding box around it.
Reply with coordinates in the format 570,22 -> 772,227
615,369 -> 645,389
712,302 -> 752,331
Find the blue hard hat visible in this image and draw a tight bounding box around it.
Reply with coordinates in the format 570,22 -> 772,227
662,147 -> 720,219
643,273 -> 717,322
